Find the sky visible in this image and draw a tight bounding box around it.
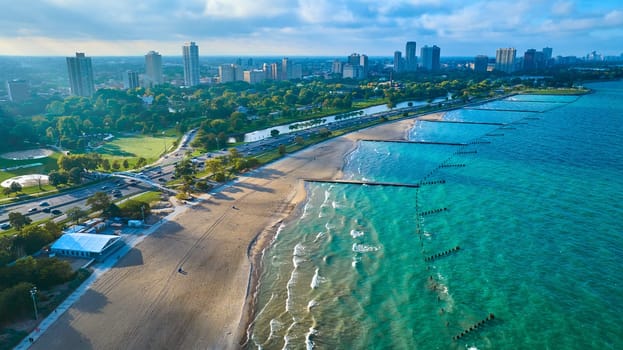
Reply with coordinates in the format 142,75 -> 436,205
0,0 -> 622,57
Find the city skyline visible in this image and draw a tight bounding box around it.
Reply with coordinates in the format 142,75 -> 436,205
0,1 -> 621,57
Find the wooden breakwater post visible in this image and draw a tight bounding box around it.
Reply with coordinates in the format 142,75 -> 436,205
420,207 -> 448,216
452,313 -> 496,341
423,246 -> 461,262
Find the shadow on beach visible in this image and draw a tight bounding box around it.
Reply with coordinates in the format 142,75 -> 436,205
115,248 -> 144,268
72,289 -> 109,314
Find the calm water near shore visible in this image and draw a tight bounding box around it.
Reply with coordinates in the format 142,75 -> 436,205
248,81 -> 623,349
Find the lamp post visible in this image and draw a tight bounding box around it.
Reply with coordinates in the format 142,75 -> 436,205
30,287 -> 38,320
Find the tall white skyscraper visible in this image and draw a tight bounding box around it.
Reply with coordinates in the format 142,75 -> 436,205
405,41 -> 417,72
182,42 -> 200,86
145,51 -> 163,86
66,52 -> 94,97
495,48 -> 517,73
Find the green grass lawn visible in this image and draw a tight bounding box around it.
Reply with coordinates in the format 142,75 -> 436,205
0,152 -> 60,184
94,134 -> 179,166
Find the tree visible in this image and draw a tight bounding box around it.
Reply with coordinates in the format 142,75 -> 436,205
66,207 -> 87,225
102,203 -> 122,219
278,144 -> 287,155
270,129 -> 280,137
112,160 -> 121,170
101,159 -> 111,171
8,212 -> 31,231
48,171 -> 68,187
122,159 -> 129,169
121,200 -> 150,220
68,167 -> 83,184
2,187 -> 11,197
86,191 -> 111,212
9,181 -> 22,195
294,136 -> 304,145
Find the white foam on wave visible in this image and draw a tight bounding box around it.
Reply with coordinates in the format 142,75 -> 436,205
351,256 -> 360,268
268,318 -> 283,340
305,327 -> 318,350
314,231 -> 325,242
301,201 -> 311,219
350,229 -> 364,238
352,243 -> 381,253
286,269 -> 298,313
310,268 -> 326,289
307,299 -> 318,311
324,222 -> 335,231
331,200 -> 343,209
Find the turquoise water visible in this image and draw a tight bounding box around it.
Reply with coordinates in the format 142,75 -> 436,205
248,82 -> 623,349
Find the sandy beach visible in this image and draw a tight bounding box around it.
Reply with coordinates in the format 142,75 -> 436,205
30,115 -> 433,350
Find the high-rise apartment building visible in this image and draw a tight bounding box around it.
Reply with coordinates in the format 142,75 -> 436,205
219,64 -> 236,83
182,42 -> 200,86
6,79 -> 30,102
393,51 -> 403,72
243,70 -> 265,84
270,62 -> 280,80
291,63 -> 303,80
66,52 -> 95,97
474,55 -> 489,73
495,48 -> 517,73
123,71 -> 139,90
145,51 -> 163,86
405,41 -> 417,71
281,58 -> 291,80
348,53 -> 360,66
332,60 -> 343,75
420,45 -> 441,71
359,54 -> 369,77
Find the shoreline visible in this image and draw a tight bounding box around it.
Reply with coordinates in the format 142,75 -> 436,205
28,111 -> 443,350
239,112 -> 443,347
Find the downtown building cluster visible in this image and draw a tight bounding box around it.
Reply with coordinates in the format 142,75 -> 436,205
56,41 -> 623,98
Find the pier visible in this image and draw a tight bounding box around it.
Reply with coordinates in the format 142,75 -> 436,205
418,120 -> 506,126
485,133 -> 505,137
304,179 -> 421,188
465,107 -> 542,113
360,139 -> 468,146
455,150 -> 477,155
419,179 -> 446,186
439,164 -> 466,168
452,313 -> 496,341
424,246 -> 461,262
469,140 -> 491,144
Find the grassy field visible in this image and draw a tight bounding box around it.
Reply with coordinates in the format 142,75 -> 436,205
0,152 -> 60,184
94,134 -> 179,166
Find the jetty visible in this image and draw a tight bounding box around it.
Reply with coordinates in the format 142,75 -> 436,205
360,139 -> 468,146
304,179 -> 421,188
418,120 -> 506,126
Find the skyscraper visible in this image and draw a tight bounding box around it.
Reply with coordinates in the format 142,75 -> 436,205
219,64 -> 236,83
420,45 -> 441,71
495,48 -> 517,73
348,53 -> 361,66
145,51 -> 163,86
66,52 -> 95,97
123,71 -> 139,90
6,79 -> 30,102
359,54 -> 369,77
182,42 -> 200,87
405,41 -> 417,72
281,57 -> 291,80
393,51 -> 403,72
474,55 -> 489,73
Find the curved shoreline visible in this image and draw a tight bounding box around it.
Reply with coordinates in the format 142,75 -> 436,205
238,115 -> 431,347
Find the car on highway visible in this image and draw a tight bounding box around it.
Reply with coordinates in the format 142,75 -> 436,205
51,209 -> 62,215
28,207 -> 38,213
39,201 -> 50,206
42,208 -> 51,213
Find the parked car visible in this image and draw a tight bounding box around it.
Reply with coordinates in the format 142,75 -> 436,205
1,223 -> 10,230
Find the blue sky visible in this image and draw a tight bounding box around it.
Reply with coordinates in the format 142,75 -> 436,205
0,0 -> 621,57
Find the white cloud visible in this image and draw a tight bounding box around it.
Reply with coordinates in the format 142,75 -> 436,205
203,0 -> 290,18
551,1 -> 575,16
297,0 -> 356,24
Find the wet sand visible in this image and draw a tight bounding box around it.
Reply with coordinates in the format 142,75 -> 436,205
31,115 -> 438,350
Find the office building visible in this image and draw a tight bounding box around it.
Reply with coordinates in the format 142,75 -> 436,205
291,63 -> 303,80
66,52 -> 95,97
182,42 -> 200,86
348,53 -> 361,66
270,62 -> 280,80
474,55 -> 489,73
144,51 -> 163,86
6,79 -> 30,102
393,51 -> 403,72
542,47 -> 553,67
420,45 -> 441,71
495,48 -> 517,73
405,41 -> 417,71
123,71 -> 139,89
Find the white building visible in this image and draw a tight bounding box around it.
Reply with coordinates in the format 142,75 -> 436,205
51,233 -> 122,261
